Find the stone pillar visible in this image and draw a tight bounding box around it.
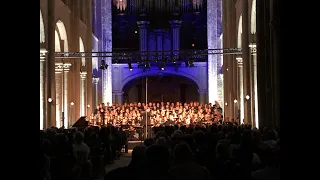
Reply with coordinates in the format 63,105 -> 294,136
155,29 -> 165,59
242,0 -> 252,124
47,0 -> 56,127
207,0 -> 218,104
92,77 -> 99,109
137,21 -> 150,54
55,63 -> 71,128
101,0 -> 113,105
55,69 -> 62,128
236,57 -> 244,124
40,49 -> 47,130
169,20 -> 182,55
80,72 -> 87,116
199,90 -> 207,104
250,43 -> 259,128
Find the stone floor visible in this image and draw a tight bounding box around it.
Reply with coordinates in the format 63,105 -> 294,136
105,149 -> 132,173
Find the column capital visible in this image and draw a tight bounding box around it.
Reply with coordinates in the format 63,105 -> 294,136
236,57 -> 243,65
40,48 -> 47,61
154,29 -> 166,35
92,77 -> 99,84
249,43 -> 257,54
80,71 -> 87,79
198,89 -> 207,94
113,91 -> 124,96
169,20 -> 182,28
137,21 -> 150,28
55,63 -> 72,72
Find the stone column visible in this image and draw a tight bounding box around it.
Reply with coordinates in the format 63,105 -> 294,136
236,57 -> 244,124
250,43 -> 259,128
40,49 -> 47,130
207,0 -> 218,104
55,63 -> 72,128
155,29 -> 165,60
101,0 -> 113,105
55,68 -> 62,128
199,90 -> 207,104
47,0 -> 56,127
137,21 -> 150,55
80,72 -> 87,116
92,77 -> 99,109
169,20 -> 182,56
242,0 -> 252,124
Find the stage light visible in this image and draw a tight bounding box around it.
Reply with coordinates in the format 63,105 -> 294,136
225,102 -> 228,106
48,98 -> 53,103
70,102 -> 74,106
246,95 -> 250,100
234,99 -> 238,103
87,104 -> 90,108
161,62 -> 165,70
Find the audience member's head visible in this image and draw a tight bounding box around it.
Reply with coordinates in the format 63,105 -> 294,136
130,145 -> 147,167
145,144 -> 171,174
173,143 -> 193,164
144,138 -> 155,147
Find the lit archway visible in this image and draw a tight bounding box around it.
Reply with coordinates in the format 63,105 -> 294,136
55,20 -> 69,52
55,30 -> 61,52
40,10 -> 45,43
121,70 -> 201,91
55,20 -> 69,128
79,37 -> 85,66
251,0 -> 256,34
122,75 -> 199,103
237,15 -> 242,48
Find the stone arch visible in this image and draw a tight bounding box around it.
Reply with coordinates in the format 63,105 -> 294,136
121,70 -> 200,92
237,15 -> 242,48
55,30 -> 61,52
40,10 -> 45,43
55,20 -> 69,52
251,0 -> 256,34
79,37 -> 85,66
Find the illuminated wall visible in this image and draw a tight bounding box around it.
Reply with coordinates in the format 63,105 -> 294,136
101,0 -> 113,104
207,0 -> 221,104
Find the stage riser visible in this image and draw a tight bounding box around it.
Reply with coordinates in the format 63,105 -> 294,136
128,141 -> 143,149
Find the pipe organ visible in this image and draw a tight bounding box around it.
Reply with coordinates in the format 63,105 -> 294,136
113,0 -> 206,13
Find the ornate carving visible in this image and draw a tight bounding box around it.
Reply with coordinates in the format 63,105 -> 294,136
92,77 -> 99,84
249,43 -> 257,54
80,71 -> 87,79
55,63 -> 72,72
40,48 -> 47,60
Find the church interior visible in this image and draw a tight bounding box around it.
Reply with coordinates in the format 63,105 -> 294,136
40,0 -> 280,130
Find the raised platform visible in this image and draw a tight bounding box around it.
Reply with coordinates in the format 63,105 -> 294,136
128,141 -> 143,149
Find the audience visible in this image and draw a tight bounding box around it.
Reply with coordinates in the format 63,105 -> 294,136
40,124 -> 280,180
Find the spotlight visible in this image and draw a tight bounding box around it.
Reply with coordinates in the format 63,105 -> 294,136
161,62 -> 165,70
48,98 -> 53,102
70,102 -> 74,106
234,99 -> 238,103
